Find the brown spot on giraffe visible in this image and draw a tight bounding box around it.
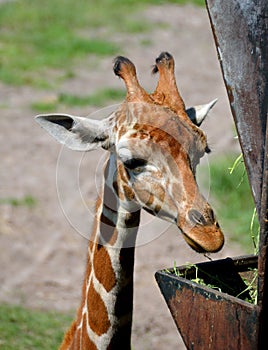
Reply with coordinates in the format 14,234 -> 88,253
87,282 -> 111,336
123,184 -> 135,201
94,245 -> 116,292
58,321 -> 77,350
109,228 -> 119,246
145,193 -> 154,206
76,256 -> 92,326
81,314 -> 98,350
99,212 -> 117,245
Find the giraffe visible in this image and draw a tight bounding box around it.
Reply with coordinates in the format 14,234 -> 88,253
35,52 -> 224,349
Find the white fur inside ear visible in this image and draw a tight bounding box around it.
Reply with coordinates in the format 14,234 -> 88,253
35,114 -> 111,151
186,99 -> 218,126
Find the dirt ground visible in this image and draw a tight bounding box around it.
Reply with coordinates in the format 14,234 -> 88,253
0,4 -> 244,349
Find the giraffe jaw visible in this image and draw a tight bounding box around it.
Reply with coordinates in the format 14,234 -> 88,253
181,226 -> 224,253
181,232 -> 208,253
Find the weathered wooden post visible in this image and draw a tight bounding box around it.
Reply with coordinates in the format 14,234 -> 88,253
155,1 -> 268,348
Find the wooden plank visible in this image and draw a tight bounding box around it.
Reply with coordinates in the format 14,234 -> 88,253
258,116 -> 268,348
206,1 -> 268,347
156,2 -> 267,348
155,256 -> 258,350
206,0 -> 268,218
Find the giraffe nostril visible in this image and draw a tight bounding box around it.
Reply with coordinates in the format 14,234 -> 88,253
207,207 -> 215,222
188,209 -> 206,226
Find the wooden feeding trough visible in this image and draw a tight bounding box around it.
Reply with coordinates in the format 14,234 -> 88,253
155,1 -> 268,349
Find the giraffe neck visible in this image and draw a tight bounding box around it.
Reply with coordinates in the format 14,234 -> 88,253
61,157 -> 141,350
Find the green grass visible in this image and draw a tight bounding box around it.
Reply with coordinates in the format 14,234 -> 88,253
206,155 -> 259,252
0,195 -> 37,208
31,88 -> 126,112
0,304 -> 73,350
0,0 -> 119,86
0,0 -> 204,87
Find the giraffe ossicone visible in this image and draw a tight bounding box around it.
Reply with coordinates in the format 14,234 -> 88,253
35,52 -> 224,349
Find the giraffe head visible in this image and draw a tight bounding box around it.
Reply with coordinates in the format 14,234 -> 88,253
35,53 -> 224,253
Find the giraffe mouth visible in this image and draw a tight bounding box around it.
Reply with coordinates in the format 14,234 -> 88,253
181,232 -> 207,253
181,227 -> 224,253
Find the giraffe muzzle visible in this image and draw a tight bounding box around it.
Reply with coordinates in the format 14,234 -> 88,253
178,209 -> 224,253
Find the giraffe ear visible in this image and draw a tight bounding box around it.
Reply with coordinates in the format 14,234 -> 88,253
186,99 -> 218,126
35,113 -> 112,151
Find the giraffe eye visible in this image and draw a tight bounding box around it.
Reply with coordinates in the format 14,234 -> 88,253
124,158 -> 147,170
